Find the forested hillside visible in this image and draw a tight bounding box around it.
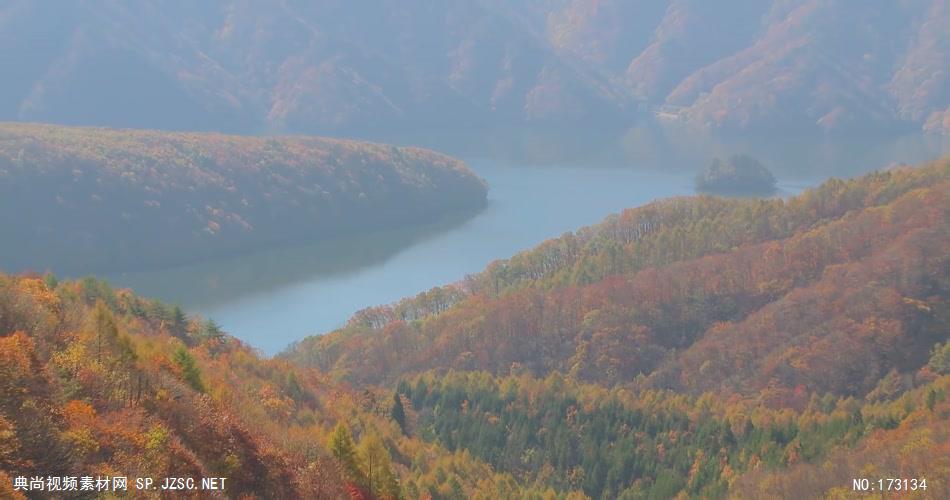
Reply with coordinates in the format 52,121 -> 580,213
2,160 -> 947,499
400,369 -> 947,498
0,274 -> 583,499
282,159 -> 949,497
288,160 -> 948,393
0,1 -> 945,137
0,123 -> 487,274
0,274 -> 945,499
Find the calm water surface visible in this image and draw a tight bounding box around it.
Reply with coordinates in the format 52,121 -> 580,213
111,163 -> 706,354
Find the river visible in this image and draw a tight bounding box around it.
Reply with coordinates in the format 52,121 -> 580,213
109,162 -> 801,354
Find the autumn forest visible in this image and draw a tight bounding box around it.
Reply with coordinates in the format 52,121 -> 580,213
1,2 -> 949,499
1,158 -> 948,498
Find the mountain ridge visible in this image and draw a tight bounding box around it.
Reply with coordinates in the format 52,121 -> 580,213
1,0 -> 946,139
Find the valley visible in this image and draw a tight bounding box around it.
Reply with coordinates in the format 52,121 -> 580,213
108,162 -> 701,354
1,3 -> 948,498
1,160 -> 946,499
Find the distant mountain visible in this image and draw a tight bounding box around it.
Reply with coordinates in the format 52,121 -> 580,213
0,123 -> 487,274
533,0 -> 949,136
1,0 -> 946,138
0,1 -> 630,136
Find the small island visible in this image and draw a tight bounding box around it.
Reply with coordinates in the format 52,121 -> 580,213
695,154 -> 777,196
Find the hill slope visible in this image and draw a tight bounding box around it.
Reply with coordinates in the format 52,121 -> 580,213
287,159 -> 948,397
0,123 -> 487,274
1,275 -> 946,499
1,160 -> 947,499
0,274 -> 574,499
0,0 -> 946,137
281,159 -> 949,498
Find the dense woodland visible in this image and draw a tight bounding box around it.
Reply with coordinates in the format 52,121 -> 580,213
0,274 -> 569,499
1,160 -> 947,499
286,159 -> 949,497
287,160 -> 948,393
0,123 -> 487,274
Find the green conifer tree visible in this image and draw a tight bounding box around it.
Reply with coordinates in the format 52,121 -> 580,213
328,422 -> 362,480
391,393 -> 408,435
172,347 -> 205,392
358,432 -> 398,498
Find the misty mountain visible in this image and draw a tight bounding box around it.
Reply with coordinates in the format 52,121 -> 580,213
0,0 -> 947,138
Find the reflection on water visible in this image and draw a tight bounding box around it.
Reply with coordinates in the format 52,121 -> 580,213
107,208 -> 482,310
56,132 -> 950,354
110,162 -> 700,354
106,143 -> 885,356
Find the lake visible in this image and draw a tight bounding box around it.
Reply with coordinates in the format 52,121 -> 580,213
108,162 -> 797,355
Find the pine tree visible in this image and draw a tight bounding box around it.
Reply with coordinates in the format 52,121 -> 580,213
203,319 -> 224,340
91,300 -> 119,363
42,273 -> 57,290
171,306 -> 188,338
358,432 -> 398,498
285,372 -> 304,402
172,347 -> 205,392
391,392 -> 408,435
328,422 -> 361,480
